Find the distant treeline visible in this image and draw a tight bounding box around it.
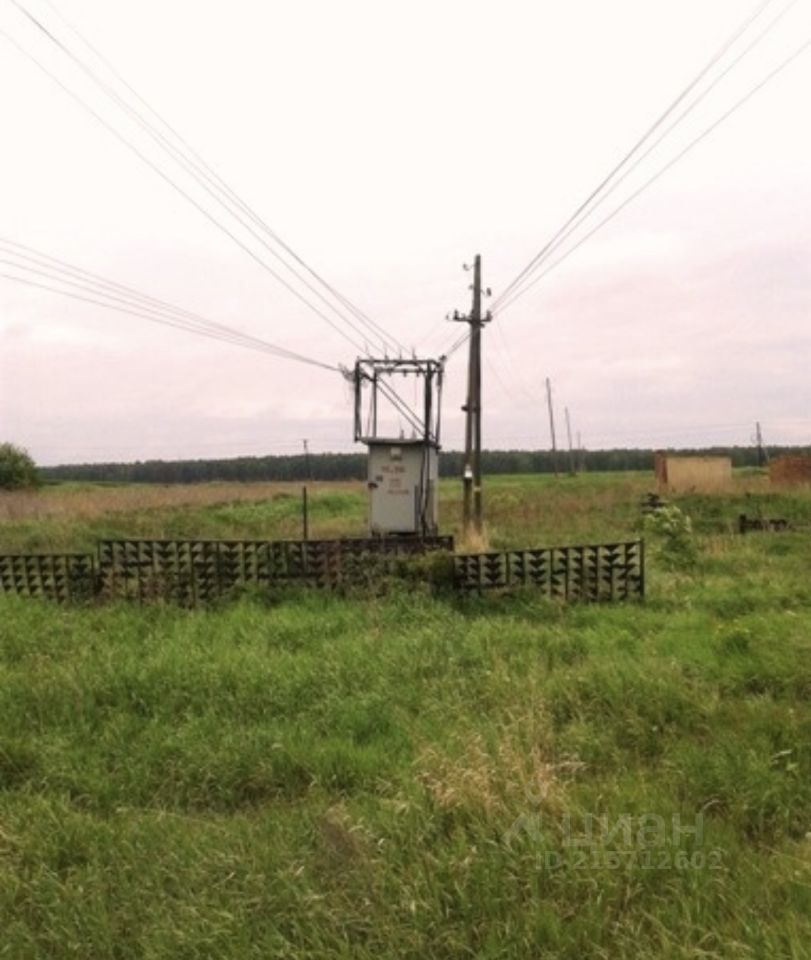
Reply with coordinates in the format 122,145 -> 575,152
39,445 -> 811,485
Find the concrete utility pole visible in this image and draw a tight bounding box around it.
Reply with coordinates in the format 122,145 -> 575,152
755,421 -> 768,466
456,254 -> 490,537
545,377 -> 559,477
565,406 -> 575,476
302,438 -> 312,481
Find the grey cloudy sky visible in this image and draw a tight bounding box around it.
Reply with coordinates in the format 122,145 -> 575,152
1,0 -> 810,465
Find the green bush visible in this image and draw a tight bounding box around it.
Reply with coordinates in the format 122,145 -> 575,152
0,442 -> 39,490
643,503 -> 697,569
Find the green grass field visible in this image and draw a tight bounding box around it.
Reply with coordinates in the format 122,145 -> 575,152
1,472 -> 810,958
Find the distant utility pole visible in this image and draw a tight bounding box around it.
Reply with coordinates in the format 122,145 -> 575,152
755,421 -> 768,466
564,406 -> 575,476
302,438 -> 312,481
455,254 -> 490,537
545,377 -> 559,477
577,431 -> 585,473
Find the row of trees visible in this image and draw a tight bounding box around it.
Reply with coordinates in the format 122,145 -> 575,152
38,445 -> 811,485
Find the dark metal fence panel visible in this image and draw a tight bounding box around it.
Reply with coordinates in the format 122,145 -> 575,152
99,539 -> 275,604
453,540 -> 644,601
97,535 -> 455,603
0,553 -> 97,602
0,536 -> 642,605
738,514 -> 792,534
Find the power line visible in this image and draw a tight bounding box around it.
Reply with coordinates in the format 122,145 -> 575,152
497,33 -> 811,309
0,257 -> 340,372
1,269 -> 339,371
16,0 -> 402,360
496,0 -> 802,313
37,0 -> 403,357
374,378 -> 427,437
9,0 -> 401,355
0,255 -> 281,351
493,313 -> 543,404
0,238 -> 296,347
6,1 -> 430,428
1,15 -> 372,357
493,0 -> 782,311
484,354 -> 522,405
443,328 -> 471,361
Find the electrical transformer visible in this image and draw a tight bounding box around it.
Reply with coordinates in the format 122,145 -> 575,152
366,439 -> 439,536
352,358 -> 443,537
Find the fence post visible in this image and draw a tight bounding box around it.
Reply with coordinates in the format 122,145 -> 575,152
639,539 -> 646,599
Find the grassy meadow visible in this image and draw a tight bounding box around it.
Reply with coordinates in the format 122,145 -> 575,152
1,471 -> 811,958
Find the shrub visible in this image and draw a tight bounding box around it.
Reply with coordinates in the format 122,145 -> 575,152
644,504 -> 697,569
0,443 -> 39,490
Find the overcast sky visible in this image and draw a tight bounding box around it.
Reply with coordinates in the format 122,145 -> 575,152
1,0 -> 810,465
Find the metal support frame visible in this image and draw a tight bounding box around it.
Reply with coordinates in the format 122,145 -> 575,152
353,357 -> 444,445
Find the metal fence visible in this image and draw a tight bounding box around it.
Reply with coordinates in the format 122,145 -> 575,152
453,541 -> 644,600
0,553 -> 97,602
97,536 -> 453,603
738,514 -> 791,534
0,536 -> 643,605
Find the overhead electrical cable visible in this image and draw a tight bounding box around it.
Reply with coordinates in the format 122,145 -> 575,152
492,0 -> 781,312
1,269 -> 339,371
493,321 -> 542,404
1,269 -> 337,371
37,0 -> 402,355
438,0 -> 791,360
444,329 -> 471,361
365,376 -> 427,436
0,273 -> 341,373
9,0 -> 402,356
11,0 -> 400,358
7,2 -> 449,430
453,2 -> 803,419
484,354 -> 523,405
7,0 -> 430,426
0,238 -> 296,345
496,34 -> 811,308
0,254 -> 340,372
0,256 -> 286,348
496,0 -> 801,313
376,384 -> 426,436
1,16 -> 372,357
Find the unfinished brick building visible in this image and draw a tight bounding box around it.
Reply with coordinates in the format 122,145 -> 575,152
769,455 -> 811,487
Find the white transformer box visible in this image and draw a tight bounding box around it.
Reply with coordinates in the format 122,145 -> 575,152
366,439 -> 439,536
352,358 -> 443,538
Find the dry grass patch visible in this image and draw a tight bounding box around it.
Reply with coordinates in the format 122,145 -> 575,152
318,804 -> 374,867
0,481 -> 363,524
415,711 -> 570,822
456,527 -> 492,554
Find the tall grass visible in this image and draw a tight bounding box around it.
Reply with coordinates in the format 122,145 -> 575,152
0,483 -> 365,553
1,472 -> 810,957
